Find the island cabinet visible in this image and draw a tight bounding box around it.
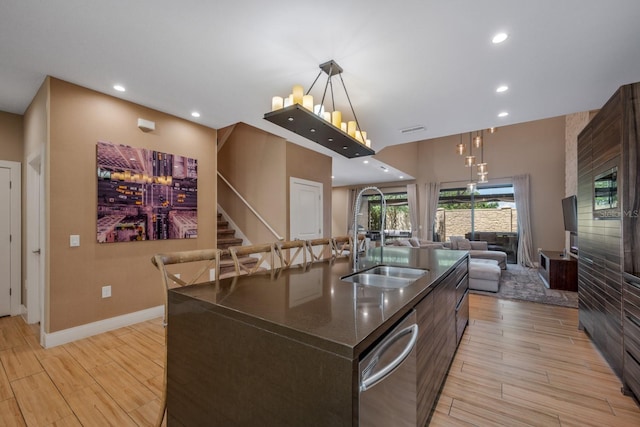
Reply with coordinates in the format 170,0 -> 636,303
416,258 -> 468,426
166,249 -> 468,426
166,294 -> 356,426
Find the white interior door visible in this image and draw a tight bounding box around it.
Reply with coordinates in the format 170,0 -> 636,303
0,167 -> 10,316
290,177 -> 323,243
26,152 -> 43,327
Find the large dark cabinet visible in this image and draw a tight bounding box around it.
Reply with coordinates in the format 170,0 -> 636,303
578,82 -> 640,398
416,257 -> 468,426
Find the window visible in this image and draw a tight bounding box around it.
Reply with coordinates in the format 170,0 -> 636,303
358,192 -> 412,239
435,185 -> 518,262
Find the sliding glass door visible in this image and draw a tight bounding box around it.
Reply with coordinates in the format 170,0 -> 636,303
435,185 -> 518,263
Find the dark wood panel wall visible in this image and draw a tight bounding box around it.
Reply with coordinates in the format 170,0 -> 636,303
578,85 -> 624,378
578,82 -> 640,398
622,86 -> 640,273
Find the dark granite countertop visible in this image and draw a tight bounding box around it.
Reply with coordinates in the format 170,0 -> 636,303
169,247 -> 467,359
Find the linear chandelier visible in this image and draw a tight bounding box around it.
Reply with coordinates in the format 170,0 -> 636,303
264,60 -> 375,159
456,128 -> 494,192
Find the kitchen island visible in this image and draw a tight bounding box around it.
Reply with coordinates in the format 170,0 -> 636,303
167,246 -> 468,426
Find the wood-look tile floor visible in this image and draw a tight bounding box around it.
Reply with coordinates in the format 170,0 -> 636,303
0,315 -> 166,427
1,295 -> 639,426
431,294 -> 640,426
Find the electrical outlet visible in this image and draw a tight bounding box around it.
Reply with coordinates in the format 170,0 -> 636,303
102,285 -> 111,298
209,268 -> 216,282
70,234 -> 80,247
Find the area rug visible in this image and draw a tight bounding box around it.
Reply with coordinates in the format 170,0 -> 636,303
470,264 -> 579,308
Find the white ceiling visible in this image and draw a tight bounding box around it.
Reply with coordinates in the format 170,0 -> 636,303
2,1 -> 640,186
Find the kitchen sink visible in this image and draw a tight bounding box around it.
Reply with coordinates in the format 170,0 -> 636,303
342,266 -> 427,289
365,266 -> 427,280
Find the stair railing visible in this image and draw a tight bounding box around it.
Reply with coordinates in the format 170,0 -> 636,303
218,171 -> 284,241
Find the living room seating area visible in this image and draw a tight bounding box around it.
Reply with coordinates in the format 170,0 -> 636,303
446,236 -> 508,270
465,231 -> 517,264
384,236 -> 506,292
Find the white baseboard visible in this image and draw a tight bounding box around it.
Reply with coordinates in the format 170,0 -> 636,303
42,305 -> 164,349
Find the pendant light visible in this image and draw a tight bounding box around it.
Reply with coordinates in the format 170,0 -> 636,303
264,60 -> 374,159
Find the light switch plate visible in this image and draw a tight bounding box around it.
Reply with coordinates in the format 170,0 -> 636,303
70,234 -> 80,247
102,285 -> 111,298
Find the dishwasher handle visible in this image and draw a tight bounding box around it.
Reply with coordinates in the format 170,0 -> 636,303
360,323 -> 418,392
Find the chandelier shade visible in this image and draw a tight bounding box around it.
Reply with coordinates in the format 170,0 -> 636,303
457,129 -> 492,192
264,60 -> 375,159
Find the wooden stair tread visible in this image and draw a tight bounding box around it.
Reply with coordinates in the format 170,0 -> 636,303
217,212 -> 263,276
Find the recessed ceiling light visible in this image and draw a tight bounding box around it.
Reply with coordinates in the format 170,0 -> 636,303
331,175 -> 334,179
492,33 -> 508,44
113,84 -> 125,92
191,112 -> 201,118
496,85 -> 509,93
363,160 -> 369,164
498,111 -> 509,118
399,176 -> 404,179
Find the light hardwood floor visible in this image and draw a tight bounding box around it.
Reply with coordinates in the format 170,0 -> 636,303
1,295 -> 639,426
431,295 -> 640,426
0,315 -> 165,426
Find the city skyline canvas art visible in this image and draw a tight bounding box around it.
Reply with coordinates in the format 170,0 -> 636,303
96,141 -> 198,243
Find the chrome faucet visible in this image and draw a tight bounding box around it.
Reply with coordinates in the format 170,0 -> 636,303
353,186 -> 386,271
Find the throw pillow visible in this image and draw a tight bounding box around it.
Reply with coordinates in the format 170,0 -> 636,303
457,238 -> 472,250
409,237 -> 420,247
449,236 -> 463,250
396,239 -> 413,247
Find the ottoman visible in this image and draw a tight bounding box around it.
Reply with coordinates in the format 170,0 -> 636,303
469,258 -> 501,292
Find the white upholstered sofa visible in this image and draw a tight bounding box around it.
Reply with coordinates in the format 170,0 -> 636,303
386,237 -> 503,292
445,237 -> 507,270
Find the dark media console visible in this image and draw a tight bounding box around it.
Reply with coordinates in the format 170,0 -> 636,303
538,250 -> 578,292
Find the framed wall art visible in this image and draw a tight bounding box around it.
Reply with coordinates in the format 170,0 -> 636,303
96,141 -> 198,243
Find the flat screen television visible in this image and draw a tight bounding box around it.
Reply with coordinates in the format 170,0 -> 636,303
562,195 -> 578,233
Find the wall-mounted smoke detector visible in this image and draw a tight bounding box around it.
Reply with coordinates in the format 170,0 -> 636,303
137,118 -> 155,132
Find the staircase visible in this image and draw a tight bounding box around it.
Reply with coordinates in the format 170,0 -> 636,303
217,212 -> 257,278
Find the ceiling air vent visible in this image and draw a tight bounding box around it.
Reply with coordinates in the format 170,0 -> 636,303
400,125 -> 426,134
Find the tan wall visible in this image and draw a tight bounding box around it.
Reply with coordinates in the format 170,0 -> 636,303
286,142 -> 332,239
374,141 -> 419,179
0,111 -> 23,162
217,123 -> 287,244
413,116 -> 567,252
332,187 -> 350,235
46,78 -> 217,332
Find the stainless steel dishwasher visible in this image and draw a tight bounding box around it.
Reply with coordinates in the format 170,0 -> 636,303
359,309 -> 418,426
